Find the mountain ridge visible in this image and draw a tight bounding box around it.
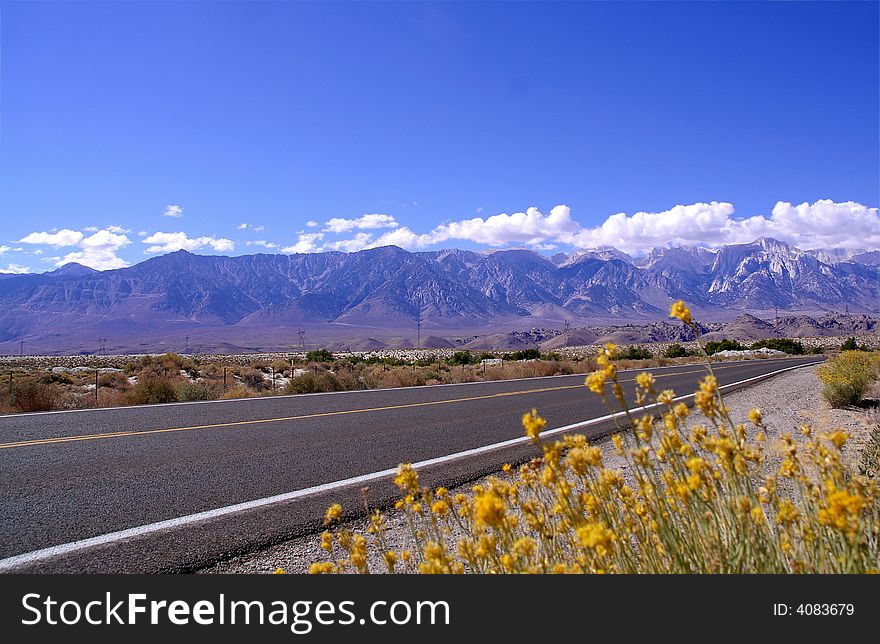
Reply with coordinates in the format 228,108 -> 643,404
0,238 -> 876,354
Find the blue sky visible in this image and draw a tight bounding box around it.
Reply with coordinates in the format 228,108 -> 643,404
1,1 -> 878,272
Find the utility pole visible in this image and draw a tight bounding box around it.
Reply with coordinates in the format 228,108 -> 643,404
19,340 -> 23,356
297,329 -> 306,352
95,370 -> 99,403
97,337 -> 107,356
416,313 -> 421,350
185,335 -> 189,354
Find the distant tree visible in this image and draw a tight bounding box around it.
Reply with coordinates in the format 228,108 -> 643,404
663,343 -> 693,358
305,348 -> 334,363
750,338 -> 805,355
509,349 -> 541,361
448,351 -> 473,366
704,339 -> 745,355
611,346 -> 654,361
840,337 -> 869,352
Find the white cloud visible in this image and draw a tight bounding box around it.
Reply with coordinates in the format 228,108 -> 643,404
84,226 -> 99,232
476,207 -> 484,213
17,228 -> 131,270
370,227 -> 434,250
162,205 -> 183,218
317,200 -> 879,255
273,199 -> 880,257
430,205 -> 580,248
324,213 -> 400,233
569,202 -> 739,254
106,225 -> 130,233
282,233 -> 325,254
246,240 -> 280,249
567,200 -> 880,254
55,229 -> 132,270
0,245 -> 9,254
19,229 -> 84,247
143,232 -> 234,254
0,263 -> 30,274
324,233 -> 374,252
306,220 -> 318,228
238,223 -> 249,230
758,200 -> 880,250
138,230 -> 148,237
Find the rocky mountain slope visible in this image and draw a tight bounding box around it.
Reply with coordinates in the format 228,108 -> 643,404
0,238 -> 875,354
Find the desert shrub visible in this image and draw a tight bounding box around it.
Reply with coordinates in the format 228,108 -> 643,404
703,339 -> 745,354
98,371 -> 129,390
285,372 -> 342,394
859,425 -> 880,479
10,380 -> 58,412
271,359 -> 291,376
750,338 -> 804,354
157,353 -> 194,372
306,349 -> 334,363
305,301 -> 880,575
841,337 -> 869,352
609,346 -> 653,360
38,371 -> 74,385
177,381 -> 218,402
447,351 -> 473,366
124,377 -> 179,405
219,385 -> 257,400
375,369 -> 429,389
663,343 -> 693,358
238,367 -> 268,391
508,349 -> 541,361
818,350 -> 880,408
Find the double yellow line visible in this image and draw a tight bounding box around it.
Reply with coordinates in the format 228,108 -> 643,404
0,363 -> 749,451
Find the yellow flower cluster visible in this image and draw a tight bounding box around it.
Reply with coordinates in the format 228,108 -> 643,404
522,409 -> 547,443
307,303 -> 879,574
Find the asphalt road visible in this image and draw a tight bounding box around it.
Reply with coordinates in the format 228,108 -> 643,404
0,356 -> 822,573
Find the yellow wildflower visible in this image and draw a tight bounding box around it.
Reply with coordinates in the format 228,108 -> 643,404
669,300 -> 692,324
522,408 -> 547,442
474,491 -> 506,528
748,408 -> 763,426
393,463 -> 419,494
576,523 -> 616,554
431,500 -> 450,516
323,503 -> 343,526
635,371 -> 655,391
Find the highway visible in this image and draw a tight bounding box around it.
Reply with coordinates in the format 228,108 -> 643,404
0,356 -> 821,573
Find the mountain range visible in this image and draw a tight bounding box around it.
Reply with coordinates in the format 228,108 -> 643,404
0,237 -> 876,354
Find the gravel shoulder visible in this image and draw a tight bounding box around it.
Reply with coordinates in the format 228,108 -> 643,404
199,364 -> 877,574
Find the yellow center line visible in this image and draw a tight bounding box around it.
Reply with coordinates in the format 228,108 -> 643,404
0,362 -> 753,450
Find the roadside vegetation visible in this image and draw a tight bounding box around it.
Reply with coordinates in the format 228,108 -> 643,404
306,302 -> 880,574
818,351 -> 880,408
0,333 -> 829,415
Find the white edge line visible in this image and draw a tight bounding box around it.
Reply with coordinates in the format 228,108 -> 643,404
0,356 -> 820,418
0,361 -> 813,571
